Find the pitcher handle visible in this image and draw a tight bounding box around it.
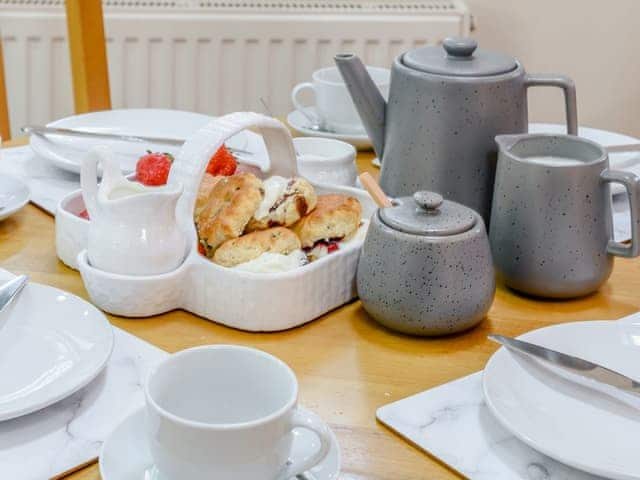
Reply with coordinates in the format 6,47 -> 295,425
601,169 -> 640,257
525,74 -> 578,135
80,147 -> 106,220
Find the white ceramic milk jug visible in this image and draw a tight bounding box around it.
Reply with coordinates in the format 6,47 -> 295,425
81,146 -> 186,276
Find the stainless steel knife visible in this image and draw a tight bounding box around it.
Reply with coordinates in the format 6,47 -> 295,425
488,334 -> 640,397
0,275 -> 28,330
22,125 -> 252,155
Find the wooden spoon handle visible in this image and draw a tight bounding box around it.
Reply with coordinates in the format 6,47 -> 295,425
359,172 -> 392,208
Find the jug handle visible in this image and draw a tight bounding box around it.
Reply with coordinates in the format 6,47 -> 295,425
601,169 -> 640,257
80,146 -> 122,220
524,74 -> 578,136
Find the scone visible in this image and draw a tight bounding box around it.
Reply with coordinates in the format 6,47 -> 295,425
195,172 -> 263,256
246,177 -> 317,231
213,227 -> 301,267
195,173 -> 222,217
293,194 -> 362,249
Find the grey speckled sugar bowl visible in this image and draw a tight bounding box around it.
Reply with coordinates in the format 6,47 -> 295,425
336,36 -> 577,225
357,191 -> 495,336
490,133 -> 640,298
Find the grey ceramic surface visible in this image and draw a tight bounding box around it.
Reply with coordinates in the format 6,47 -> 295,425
335,38 -> 578,225
357,193 -> 495,336
490,134 -> 640,299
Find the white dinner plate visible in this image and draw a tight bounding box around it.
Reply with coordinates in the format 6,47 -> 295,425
0,274 -> 113,421
483,320 -> 640,480
29,109 -> 252,174
0,175 -> 30,221
287,107 -> 372,150
99,405 -> 341,480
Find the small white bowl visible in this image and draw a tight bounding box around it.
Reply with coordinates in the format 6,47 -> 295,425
293,137 -> 357,187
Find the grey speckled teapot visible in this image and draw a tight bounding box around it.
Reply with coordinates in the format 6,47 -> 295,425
335,37 -> 578,225
357,191 -> 495,336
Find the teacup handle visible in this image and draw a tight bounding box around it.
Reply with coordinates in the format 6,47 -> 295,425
277,407 -> 332,480
291,82 -> 321,124
601,169 -> 640,257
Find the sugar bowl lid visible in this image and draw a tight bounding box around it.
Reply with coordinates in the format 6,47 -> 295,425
380,191 -> 477,236
402,37 -> 517,77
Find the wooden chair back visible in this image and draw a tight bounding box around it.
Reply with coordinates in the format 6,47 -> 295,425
0,0 -> 111,140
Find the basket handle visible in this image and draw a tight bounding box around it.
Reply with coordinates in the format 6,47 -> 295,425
168,112 -> 299,246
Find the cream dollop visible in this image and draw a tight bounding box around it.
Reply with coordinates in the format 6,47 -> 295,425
254,176 -> 289,220
232,250 -> 308,273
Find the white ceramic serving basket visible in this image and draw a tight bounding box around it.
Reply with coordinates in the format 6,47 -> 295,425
56,112 -> 375,331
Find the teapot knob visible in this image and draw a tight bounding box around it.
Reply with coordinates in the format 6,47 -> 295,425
414,191 -> 443,211
443,37 -> 478,58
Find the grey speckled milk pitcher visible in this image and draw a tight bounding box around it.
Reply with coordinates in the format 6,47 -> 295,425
490,134 -> 640,298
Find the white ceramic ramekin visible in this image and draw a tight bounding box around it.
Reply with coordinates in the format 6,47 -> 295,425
293,137 -> 357,187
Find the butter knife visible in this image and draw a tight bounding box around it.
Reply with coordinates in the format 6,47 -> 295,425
0,275 -> 28,330
488,334 -> 640,397
22,125 -> 252,156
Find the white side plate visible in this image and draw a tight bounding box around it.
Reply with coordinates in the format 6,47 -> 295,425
0,175 -> 30,221
483,320 -> 640,480
0,274 -> 113,421
29,109 -> 252,174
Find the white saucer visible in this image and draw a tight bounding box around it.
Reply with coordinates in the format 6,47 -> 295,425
287,107 -> 372,150
100,405 -> 341,480
0,273 -> 114,421
29,109 -> 259,175
483,320 -> 640,480
0,175 -> 30,221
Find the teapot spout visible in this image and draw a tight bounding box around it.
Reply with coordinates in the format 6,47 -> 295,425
334,53 -> 386,158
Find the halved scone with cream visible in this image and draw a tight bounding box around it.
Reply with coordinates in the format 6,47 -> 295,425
213,227 -> 302,268
293,194 -> 362,261
195,172 -> 263,256
246,176 -> 317,232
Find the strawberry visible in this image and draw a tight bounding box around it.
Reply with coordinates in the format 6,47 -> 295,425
136,151 -> 174,186
78,209 -> 90,220
206,145 -> 237,176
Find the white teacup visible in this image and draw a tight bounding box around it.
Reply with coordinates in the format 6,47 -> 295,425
294,137 -> 358,187
292,66 -> 390,134
144,345 -> 331,480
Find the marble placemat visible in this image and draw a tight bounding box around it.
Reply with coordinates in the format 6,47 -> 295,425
0,324 -> 168,479
0,144 -> 636,242
377,313 -> 640,480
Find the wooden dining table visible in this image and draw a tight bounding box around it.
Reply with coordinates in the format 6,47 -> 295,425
2,136 -> 640,480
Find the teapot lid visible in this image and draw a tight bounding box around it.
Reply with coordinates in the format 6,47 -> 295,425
402,37 -> 517,77
380,191 -> 476,236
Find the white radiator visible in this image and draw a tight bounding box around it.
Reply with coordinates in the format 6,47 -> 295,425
0,0 -> 470,137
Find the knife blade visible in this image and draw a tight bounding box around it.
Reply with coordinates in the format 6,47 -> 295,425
22,125 -> 253,156
488,334 -> 640,396
0,275 -> 28,330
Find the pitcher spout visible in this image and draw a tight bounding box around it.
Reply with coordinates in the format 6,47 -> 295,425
334,53 -> 387,158
495,134 -> 526,152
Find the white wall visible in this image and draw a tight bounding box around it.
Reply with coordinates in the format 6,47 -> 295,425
466,0 -> 640,137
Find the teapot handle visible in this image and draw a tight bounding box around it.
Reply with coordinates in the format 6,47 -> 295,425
524,74 -> 578,136
601,169 -> 640,258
